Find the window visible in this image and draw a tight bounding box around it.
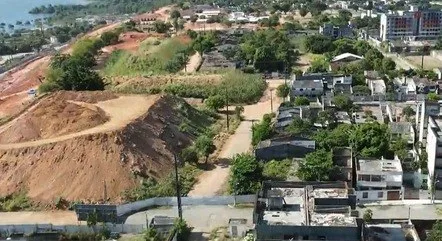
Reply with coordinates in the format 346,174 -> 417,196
378,192 -> 384,198
312,88 -> 316,91
299,88 -> 304,91
363,192 -> 368,198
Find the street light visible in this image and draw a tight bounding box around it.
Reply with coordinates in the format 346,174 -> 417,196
171,134 -> 183,221
432,178 -> 440,204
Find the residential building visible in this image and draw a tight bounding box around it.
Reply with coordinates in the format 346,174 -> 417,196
290,79 -> 324,99
380,6 -> 442,41
425,115 -> 442,199
132,13 -> 160,31
356,158 -> 404,201
331,147 -> 353,185
319,23 -> 354,39
330,53 -> 364,71
407,77 -> 438,94
255,136 -> 315,161
367,78 -> 387,96
253,181 -> 358,241
291,73 -> 353,98
275,106 -> 321,132
389,122 -> 415,145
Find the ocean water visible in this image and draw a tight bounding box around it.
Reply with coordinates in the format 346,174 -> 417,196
0,0 -> 88,25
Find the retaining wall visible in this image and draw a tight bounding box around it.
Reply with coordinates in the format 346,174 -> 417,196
0,223 -> 145,236
117,195 -> 256,216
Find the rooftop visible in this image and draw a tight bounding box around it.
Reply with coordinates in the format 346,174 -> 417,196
365,224 -> 420,241
331,53 -> 364,63
358,158 -> 403,173
291,79 -> 323,89
256,181 -> 357,227
255,136 -> 315,149
389,122 -> 412,134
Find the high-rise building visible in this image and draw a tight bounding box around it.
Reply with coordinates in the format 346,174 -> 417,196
380,6 -> 442,41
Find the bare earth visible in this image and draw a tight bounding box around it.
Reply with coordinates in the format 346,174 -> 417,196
188,80 -> 284,196
182,52 -> 202,73
0,211 -> 77,225
0,95 -> 158,149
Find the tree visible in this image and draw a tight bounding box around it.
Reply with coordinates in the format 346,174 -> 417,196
235,106 -> 244,119
100,31 -> 119,46
86,209 -> 98,228
363,209 -> 373,223
381,58 -> 396,72
391,138 -> 408,161
252,115 -> 272,145
170,9 -> 181,19
333,94 -> 353,112
276,84 -> 290,98
204,95 -> 225,111
428,93 -> 440,101
317,109 -> 337,128
229,153 -> 262,195
294,96 -> 309,106
286,117 -> 312,136
190,15 -> 198,23
180,146 -> 199,164
349,122 -> 390,158
297,149 -> 333,181
307,56 -> 329,73
174,218 -> 192,241
402,106 -> 415,119
313,123 -> 353,150
304,35 -> 334,54
299,8 -> 308,17
195,135 -> 216,164
153,21 -> 171,33
143,228 -> 162,241
192,33 -> 216,54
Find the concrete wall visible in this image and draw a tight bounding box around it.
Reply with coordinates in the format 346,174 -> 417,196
255,224 -> 359,241
117,195 -> 256,217
0,223 -> 145,236
356,188 -> 404,202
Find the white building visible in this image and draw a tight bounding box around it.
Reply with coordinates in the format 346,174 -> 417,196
290,79 -> 324,99
380,6 -> 442,41
425,115 -> 442,199
368,79 -> 386,96
356,158 -> 404,201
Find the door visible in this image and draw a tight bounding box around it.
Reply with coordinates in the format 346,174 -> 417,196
387,190 -> 400,200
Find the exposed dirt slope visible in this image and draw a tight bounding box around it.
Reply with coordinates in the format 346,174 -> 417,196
0,93 -> 207,203
0,91 -> 116,144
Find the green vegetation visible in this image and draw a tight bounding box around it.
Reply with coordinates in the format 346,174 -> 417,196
162,71 -> 266,105
252,114 -> 273,146
294,97 -> 310,106
142,218 -> 191,241
103,37 -> 191,76
40,38 -> 106,92
263,159 -> 293,181
195,134 -> 216,164
238,29 -> 298,72
123,164 -> 201,201
276,84 -> 290,98
297,149 -> 333,181
363,209 -> 373,223
349,122 -> 390,158
229,154 -> 263,195
0,192 -> 32,211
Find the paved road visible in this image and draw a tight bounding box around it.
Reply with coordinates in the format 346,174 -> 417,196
125,205 -> 254,232
188,80 -> 284,196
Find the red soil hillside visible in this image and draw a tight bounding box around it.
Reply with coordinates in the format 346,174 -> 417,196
0,91 -> 209,203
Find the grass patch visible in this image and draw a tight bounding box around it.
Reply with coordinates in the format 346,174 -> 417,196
103,37 -> 191,76
0,192 -> 32,211
123,164 -> 201,201
262,159 -> 294,181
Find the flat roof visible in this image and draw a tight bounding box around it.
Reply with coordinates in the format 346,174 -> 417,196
389,122 -> 412,134
292,79 -> 323,89
262,188 -> 306,226
258,182 -> 356,227
358,159 -> 402,173
365,224 -> 408,241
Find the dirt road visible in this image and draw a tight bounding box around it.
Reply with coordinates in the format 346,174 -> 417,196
188,80 -> 284,196
182,52 -> 201,73
0,95 -> 158,149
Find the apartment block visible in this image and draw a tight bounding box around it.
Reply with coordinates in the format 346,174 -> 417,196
380,6 -> 442,41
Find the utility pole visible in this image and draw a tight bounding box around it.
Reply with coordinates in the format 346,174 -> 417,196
226,87 -> 230,131
174,153 -> 183,220
270,89 -> 273,113
103,180 -> 107,202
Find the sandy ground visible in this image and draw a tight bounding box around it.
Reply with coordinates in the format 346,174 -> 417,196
0,95 -> 158,149
405,55 -> 442,70
188,80 -> 284,196
0,211 -> 78,225
182,52 -> 201,73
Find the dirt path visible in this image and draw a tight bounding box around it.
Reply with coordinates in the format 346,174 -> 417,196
0,95 -> 158,149
188,80 -> 284,196
182,52 -> 201,73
